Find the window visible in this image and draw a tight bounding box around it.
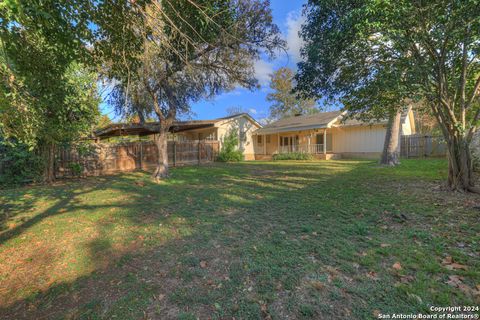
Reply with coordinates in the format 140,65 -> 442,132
257,135 -> 263,144
266,135 -> 271,144
199,131 -> 216,141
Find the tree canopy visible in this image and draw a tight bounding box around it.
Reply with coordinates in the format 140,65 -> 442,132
296,0 -> 480,191
106,0 -> 284,178
267,67 -> 317,119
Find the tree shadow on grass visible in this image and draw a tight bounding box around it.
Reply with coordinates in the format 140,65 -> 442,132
0,177 -> 115,245
0,160 -> 477,319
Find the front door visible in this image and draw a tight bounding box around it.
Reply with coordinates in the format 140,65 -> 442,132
280,136 -> 299,152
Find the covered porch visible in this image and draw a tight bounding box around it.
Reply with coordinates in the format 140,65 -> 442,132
253,128 -> 340,160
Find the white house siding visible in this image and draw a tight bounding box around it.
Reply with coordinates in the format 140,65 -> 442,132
331,125 -> 387,158
216,116 -> 259,160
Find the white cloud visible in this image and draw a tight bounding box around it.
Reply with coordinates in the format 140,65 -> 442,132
254,59 -> 274,87
248,108 -> 257,115
285,11 -> 306,63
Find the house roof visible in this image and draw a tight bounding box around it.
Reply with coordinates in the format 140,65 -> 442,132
94,113 -> 260,139
254,111 -> 344,135
254,111 -> 394,135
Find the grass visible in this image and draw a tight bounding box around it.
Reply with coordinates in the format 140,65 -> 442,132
0,159 -> 479,319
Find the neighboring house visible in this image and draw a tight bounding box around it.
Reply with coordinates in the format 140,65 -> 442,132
94,113 -> 261,160
252,109 -> 416,160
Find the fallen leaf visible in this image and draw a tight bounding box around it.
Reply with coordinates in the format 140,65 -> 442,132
134,181 -> 145,187
441,256 -> 469,270
380,243 -> 391,248
392,262 -> 402,270
367,271 -> 379,281
445,263 -> 468,271
441,256 -> 453,265
310,280 -> 324,290
373,309 -> 381,318
200,261 -> 207,268
446,275 -> 464,287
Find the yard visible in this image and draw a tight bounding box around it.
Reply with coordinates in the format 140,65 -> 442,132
0,159 -> 479,319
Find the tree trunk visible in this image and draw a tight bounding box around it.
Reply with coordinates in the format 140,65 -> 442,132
446,135 -> 476,192
380,111 -> 402,166
152,128 -> 169,180
42,142 -> 56,183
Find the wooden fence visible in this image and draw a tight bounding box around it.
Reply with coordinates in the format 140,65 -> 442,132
400,135 -> 447,158
55,140 -> 219,178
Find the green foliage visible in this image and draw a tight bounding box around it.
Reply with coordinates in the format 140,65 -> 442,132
297,1 -> 480,123
267,67 -> 318,119
0,0 -> 99,147
272,152 -> 313,161
107,0 -> 285,136
69,163 -> 83,177
96,115 -> 112,130
217,130 -> 243,162
0,142 -> 43,186
296,0 -> 480,189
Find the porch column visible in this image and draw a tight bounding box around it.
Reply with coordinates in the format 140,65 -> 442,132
323,129 -> 327,155
307,134 -> 311,153
277,133 -> 280,153
263,134 -> 267,155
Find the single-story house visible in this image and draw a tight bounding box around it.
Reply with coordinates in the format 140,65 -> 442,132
252,109 -> 416,160
94,110 -> 415,161
95,113 -> 261,160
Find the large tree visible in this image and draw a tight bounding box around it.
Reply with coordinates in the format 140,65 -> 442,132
105,0 -> 284,179
296,0 -> 480,192
0,2 -> 101,182
267,67 -> 317,119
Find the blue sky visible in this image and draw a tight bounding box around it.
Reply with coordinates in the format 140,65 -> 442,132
101,0 -> 308,123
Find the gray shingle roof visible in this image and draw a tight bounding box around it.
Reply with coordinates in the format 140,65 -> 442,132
254,111 -> 343,134
254,111 -> 392,135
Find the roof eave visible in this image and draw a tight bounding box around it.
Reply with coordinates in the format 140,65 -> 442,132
254,123 -> 329,135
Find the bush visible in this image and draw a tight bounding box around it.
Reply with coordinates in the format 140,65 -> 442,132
69,162 -> 83,177
273,152 -> 313,161
217,130 -> 244,162
0,143 -> 44,186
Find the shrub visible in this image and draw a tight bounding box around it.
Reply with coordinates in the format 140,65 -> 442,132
0,142 -> 44,186
69,162 -> 83,177
273,152 -> 313,161
217,130 -> 244,162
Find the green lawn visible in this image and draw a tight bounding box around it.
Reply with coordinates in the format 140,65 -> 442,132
0,159 -> 478,319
